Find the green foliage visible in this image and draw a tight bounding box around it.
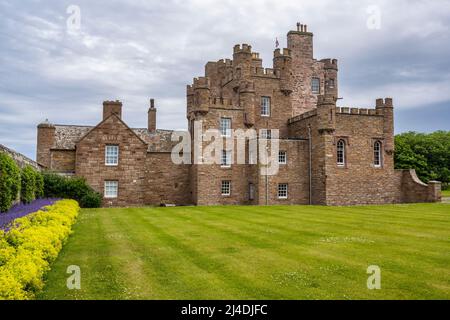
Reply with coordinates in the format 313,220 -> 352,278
0,200 -> 79,300
34,172 -> 44,199
80,191 -> 102,208
0,153 -> 21,213
395,131 -> 450,188
20,166 -> 36,204
43,173 -> 102,208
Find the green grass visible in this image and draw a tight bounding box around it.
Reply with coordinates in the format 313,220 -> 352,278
39,204 -> 450,300
442,189 -> 450,197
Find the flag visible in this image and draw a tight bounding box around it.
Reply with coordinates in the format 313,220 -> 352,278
275,38 -> 279,48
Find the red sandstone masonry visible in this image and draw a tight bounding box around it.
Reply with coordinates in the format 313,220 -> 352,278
36,25 -> 441,207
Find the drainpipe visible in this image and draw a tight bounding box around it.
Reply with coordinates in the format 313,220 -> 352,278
308,125 -> 312,205
265,144 -> 269,206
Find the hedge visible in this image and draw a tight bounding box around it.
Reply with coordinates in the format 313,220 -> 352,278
43,173 -> 102,208
0,199 -> 79,300
0,153 -> 21,213
21,166 -> 37,204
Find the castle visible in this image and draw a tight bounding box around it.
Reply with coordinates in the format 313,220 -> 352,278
36,24 -> 441,206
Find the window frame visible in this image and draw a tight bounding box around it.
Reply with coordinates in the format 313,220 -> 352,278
221,180 -> 231,196
336,139 -> 346,167
261,96 -> 271,117
221,150 -> 232,168
104,180 -> 118,198
278,151 -> 287,165
105,145 -> 119,166
374,140 -> 383,168
278,183 -> 288,199
219,117 -> 232,137
311,77 -> 321,94
260,129 -> 272,139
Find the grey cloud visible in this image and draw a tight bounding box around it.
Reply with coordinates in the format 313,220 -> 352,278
0,0 -> 449,159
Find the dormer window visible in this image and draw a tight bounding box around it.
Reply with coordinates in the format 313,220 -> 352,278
105,145 -> 119,166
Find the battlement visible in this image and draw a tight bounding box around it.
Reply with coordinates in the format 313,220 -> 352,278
217,59 -> 233,67
211,97 -> 233,107
321,58 -> 338,70
252,52 -> 261,60
252,67 -> 280,78
186,85 -> 194,96
192,77 -> 210,89
233,44 -> 252,54
337,107 -> 381,116
274,48 -> 291,58
376,98 -> 393,108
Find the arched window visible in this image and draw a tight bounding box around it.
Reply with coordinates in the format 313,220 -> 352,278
374,140 -> 382,167
337,139 -> 346,166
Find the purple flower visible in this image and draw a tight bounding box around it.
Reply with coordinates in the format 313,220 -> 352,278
0,198 -> 60,231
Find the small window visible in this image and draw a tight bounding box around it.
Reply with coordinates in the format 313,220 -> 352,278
327,79 -> 335,89
105,145 -> 119,166
220,118 -> 231,137
221,150 -> 232,167
221,180 -> 231,196
278,151 -> 287,164
374,141 -> 382,168
249,183 -> 255,200
260,129 -> 271,139
311,78 -> 320,94
104,181 -> 118,198
278,184 -> 288,199
261,96 -> 271,116
337,139 -> 346,166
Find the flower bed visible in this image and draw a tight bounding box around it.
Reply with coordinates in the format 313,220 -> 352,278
0,198 -> 60,231
0,199 -> 79,300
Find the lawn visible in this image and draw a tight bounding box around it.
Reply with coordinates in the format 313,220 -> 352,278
442,189 -> 450,197
39,204 -> 450,300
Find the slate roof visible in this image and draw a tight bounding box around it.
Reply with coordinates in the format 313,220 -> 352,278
51,125 -> 185,153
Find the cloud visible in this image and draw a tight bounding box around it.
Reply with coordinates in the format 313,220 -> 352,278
0,0 -> 449,159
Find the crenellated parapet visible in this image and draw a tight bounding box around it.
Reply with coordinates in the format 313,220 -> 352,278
187,77 -> 211,115
273,48 -> 293,94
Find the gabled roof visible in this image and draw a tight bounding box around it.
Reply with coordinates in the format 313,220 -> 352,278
50,115 -> 186,153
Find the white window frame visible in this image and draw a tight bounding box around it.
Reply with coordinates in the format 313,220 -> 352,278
105,145 -> 119,166
260,129 -> 271,139
337,139 -> 346,167
104,181 -> 118,198
374,140 -> 382,168
221,180 -> 231,196
261,96 -> 271,117
220,117 -> 232,137
278,183 -> 288,199
221,150 -> 232,168
278,151 -> 287,165
311,77 -> 320,94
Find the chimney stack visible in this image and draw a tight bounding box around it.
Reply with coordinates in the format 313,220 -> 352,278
148,99 -> 157,133
103,100 -> 122,120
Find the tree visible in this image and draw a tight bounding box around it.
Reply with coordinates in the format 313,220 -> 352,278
395,131 -> 450,188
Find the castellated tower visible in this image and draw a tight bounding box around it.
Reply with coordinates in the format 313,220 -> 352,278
288,23 -> 339,115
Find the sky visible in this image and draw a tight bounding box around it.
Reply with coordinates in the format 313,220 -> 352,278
0,0 -> 449,160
